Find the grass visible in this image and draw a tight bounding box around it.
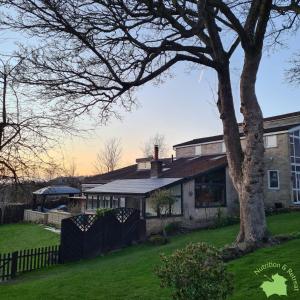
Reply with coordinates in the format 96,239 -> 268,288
0,212 -> 299,300
0,223 -> 60,253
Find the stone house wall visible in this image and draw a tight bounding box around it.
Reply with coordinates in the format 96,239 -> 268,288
263,133 -> 291,208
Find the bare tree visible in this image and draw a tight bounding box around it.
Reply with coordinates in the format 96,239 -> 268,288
94,138 -> 122,173
0,54 -> 75,220
0,57 -> 73,177
3,1 -> 300,245
63,157 -> 77,178
142,133 -> 168,158
287,52 -> 300,84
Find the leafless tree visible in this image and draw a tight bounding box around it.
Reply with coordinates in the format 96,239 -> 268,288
0,54 -> 76,221
142,133 -> 168,158
2,1 -> 300,245
63,157 -> 77,178
0,55 -> 74,182
287,52 -> 300,84
94,138 -> 122,173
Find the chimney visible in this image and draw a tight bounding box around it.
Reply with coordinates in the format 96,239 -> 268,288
154,144 -> 159,160
151,145 -> 162,177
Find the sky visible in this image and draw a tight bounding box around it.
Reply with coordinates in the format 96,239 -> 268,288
1,23 -> 300,176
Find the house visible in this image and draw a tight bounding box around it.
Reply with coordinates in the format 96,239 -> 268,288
83,111 -> 300,233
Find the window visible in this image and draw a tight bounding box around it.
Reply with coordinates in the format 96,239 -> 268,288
112,196 -> 119,208
169,184 -> 182,215
268,170 -> 280,189
145,184 -> 182,218
195,145 -> 202,155
264,135 -> 277,148
195,169 -> 226,208
290,129 -> 300,203
137,161 -> 151,170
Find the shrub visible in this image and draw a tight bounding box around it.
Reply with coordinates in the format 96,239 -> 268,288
156,242 -> 233,300
148,189 -> 176,237
213,208 -> 239,228
148,234 -> 168,246
164,222 -> 181,236
96,208 -> 112,218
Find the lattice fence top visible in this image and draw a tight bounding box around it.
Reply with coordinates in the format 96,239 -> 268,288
113,208 -> 138,224
69,208 -> 139,231
71,214 -> 97,232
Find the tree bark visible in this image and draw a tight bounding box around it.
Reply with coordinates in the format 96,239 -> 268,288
236,51 -> 268,244
217,56 -> 268,245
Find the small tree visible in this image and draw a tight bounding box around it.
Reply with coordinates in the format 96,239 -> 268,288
156,243 -> 233,300
94,138 -> 122,173
149,189 -> 176,238
142,133 -> 169,158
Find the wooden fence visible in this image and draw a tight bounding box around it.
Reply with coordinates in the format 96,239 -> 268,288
0,245 -> 60,281
60,208 -> 146,262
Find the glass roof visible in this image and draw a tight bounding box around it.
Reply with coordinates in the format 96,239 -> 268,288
85,178 -> 182,195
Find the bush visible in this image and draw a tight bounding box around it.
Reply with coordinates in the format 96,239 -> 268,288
95,208 -> 112,218
165,222 -> 181,236
213,208 -> 239,228
156,243 -> 233,300
148,234 -> 168,246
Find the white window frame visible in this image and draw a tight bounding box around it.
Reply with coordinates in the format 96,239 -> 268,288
264,135 -> 277,148
268,170 -> 280,190
195,145 -> 202,155
289,128 -> 300,203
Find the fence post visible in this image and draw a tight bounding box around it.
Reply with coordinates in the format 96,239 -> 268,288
10,251 -> 18,279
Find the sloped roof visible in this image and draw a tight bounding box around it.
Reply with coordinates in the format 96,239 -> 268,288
83,154 -> 227,184
173,123 -> 300,148
33,186 -> 80,195
85,178 -> 181,195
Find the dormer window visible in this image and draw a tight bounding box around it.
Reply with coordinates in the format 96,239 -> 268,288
137,161 -> 151,170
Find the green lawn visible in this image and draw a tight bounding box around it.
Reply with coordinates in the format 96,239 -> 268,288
0,223 -> 59,253
0,213 -> 299,300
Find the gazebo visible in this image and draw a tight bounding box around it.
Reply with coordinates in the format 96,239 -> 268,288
32,186 -> 81,212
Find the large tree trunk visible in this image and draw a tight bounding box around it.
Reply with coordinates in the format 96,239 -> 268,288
217,56 -> 268,246
237,51 -> 268,244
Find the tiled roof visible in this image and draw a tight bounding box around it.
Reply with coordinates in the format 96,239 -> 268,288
83,154 -> 227,184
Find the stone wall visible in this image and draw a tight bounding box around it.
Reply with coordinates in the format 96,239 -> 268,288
47,210 -> 71,227
201,142 -> 223,155
263,132 -> 291,208
146,216 -> 184,234
175,145 -> 196,157
24,209 -> 71,227
175,142 -> 224,158
183,180 -> 232,222
225,168 -> 239,216
24,209 -> 48,224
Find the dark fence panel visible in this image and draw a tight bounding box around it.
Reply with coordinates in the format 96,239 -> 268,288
0,204 -> 31,224
0,245 -> 60,282
60,208 -> 146,263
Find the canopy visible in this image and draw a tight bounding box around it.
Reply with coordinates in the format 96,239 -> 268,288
33,186 -> 80,195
